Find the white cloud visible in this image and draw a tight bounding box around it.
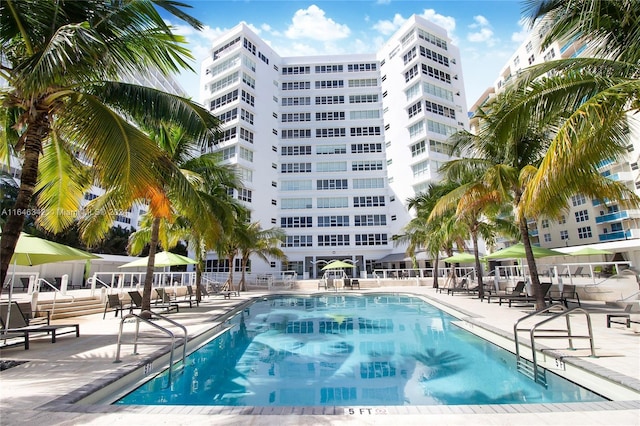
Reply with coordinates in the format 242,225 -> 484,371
372,13 -> 406,35
511,19 -> 530,43
372,9 -> 455,39
470,15 -> 490,28
284,5 -> 350,41
419,9 -> 456,35
466,15 -> 497,47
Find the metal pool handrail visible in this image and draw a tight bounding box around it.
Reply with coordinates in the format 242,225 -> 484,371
514,304 -> 596,386
115,310 -> 188,386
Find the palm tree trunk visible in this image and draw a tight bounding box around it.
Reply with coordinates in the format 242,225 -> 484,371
472,230 -> 484,299
226,255 -> 234,291
239,257 -> 248,292
0,124 -> 45,290
432,253 -> 440,288
518,215 -> 545,310
141,216 -> 161,315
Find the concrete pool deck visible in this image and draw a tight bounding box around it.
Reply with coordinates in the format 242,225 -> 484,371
1,285 -> 639,425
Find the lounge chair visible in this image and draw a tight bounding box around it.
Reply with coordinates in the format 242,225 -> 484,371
154,288 -> 183,311
486,281 -> 525,304
548,284 -> 581,307
185,285 -> 199,307
447,278 -> 470,295
103,294 -> 130,319
499,282 -> 553,307
15,302 -> 49,326
129,290 -> 178,314
343,278 -> 360,290
0,302 -> 79,350
607,304 -> 640,328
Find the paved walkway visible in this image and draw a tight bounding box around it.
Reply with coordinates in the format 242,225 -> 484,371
1,285 -> 639,425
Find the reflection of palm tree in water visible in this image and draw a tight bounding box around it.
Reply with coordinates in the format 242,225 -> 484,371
410,322 -> 465,381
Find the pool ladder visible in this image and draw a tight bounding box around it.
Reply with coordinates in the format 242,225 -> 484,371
115,310 -> 188,386
514,304 -> 596,387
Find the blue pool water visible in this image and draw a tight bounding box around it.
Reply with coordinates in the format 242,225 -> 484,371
116,294 -> 605,406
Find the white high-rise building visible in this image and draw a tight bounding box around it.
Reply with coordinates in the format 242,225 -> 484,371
470,20 -> 640,266
200,15 -> 469,278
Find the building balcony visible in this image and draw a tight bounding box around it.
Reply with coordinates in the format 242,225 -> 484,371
595,211 -> 629,224
598,229 -> 632,242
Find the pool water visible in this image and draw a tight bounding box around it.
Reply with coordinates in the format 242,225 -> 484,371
115,294 -> 606,406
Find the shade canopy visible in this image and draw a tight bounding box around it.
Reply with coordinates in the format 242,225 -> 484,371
321,260 -> 356,270
118,251 -> 197,268
443,252 -> 477,264
484,243 -> 565,260
2,232 -> 99,266
569,247 -> 613,256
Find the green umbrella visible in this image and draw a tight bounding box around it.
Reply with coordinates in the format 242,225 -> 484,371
484,243 -> 565,260
569,247 -> 613,256
1,233 -> 99,332
4,232 -> 99,266
443,252 -> 477,264
118,251 -> 198,268
321,260 -> 356,270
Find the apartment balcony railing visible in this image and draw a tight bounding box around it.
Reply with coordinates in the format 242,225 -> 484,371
598,229 -> 632,242
595,211 -> 629,224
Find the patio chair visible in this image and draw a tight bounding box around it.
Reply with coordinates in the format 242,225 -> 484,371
15,302 -> 49,326
185,285 -> 199,307
0,302 -> 79,350
343,278 -> 360,290
486,281 -> 525,304
103,294 -> 130,319
499,282 -> 553,307
548,284 -> 581,307
153,288 -> 181,312
607,304 -> 640,328
447,278 -> 470,295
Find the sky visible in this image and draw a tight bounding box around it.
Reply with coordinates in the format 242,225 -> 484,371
160,0 -> 532,109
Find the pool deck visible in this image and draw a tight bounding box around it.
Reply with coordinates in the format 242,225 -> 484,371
1,285 -> 639,425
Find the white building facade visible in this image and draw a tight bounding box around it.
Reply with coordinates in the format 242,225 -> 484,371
200,16 -> 469,278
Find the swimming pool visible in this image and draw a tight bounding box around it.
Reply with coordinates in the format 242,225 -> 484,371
115,294 -> 605,406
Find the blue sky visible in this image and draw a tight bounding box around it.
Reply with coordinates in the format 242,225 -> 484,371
162,0 -> 531,108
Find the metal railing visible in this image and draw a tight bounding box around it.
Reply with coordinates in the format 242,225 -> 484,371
37,278 -> 74,319
514,304 -> 596,386
114,310 -> 187,386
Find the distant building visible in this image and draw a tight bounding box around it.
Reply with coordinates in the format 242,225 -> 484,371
199,16 -> 469,278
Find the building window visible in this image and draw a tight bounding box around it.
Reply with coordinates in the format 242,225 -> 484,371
355,234 -> 388,246
571,194 -> 587,206
318,235 -> 350,247
353,196 -> 385,207
560,230 -> 569,240
541,219 -> 549,228
284,235 -> 313,247
575,209 -> 589,222
577,226 -> 592,239
281,217 -> 313,228
544,233 -> 552,242
317,216 -> 349,227
558,215 -> 566,224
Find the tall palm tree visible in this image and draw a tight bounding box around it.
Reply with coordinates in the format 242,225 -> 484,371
237,223 -> 287,292
397,182 -> 465,288
430,172 -> 515,299
83,125 -> 241,313
451,89 -> 633,309
499,0 -> 640,214
0,0 -> 213,290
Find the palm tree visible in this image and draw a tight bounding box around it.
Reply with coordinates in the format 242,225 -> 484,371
0,0 -> 213,290
498,0 -> 640,214
237,223 -> 287,292
83,125 -> 241,313
397,182 -> 465,288
431,162 -> 519,299
450,89 -> 634,309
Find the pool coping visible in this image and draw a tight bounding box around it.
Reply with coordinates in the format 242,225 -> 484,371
36,291 -> 640,417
